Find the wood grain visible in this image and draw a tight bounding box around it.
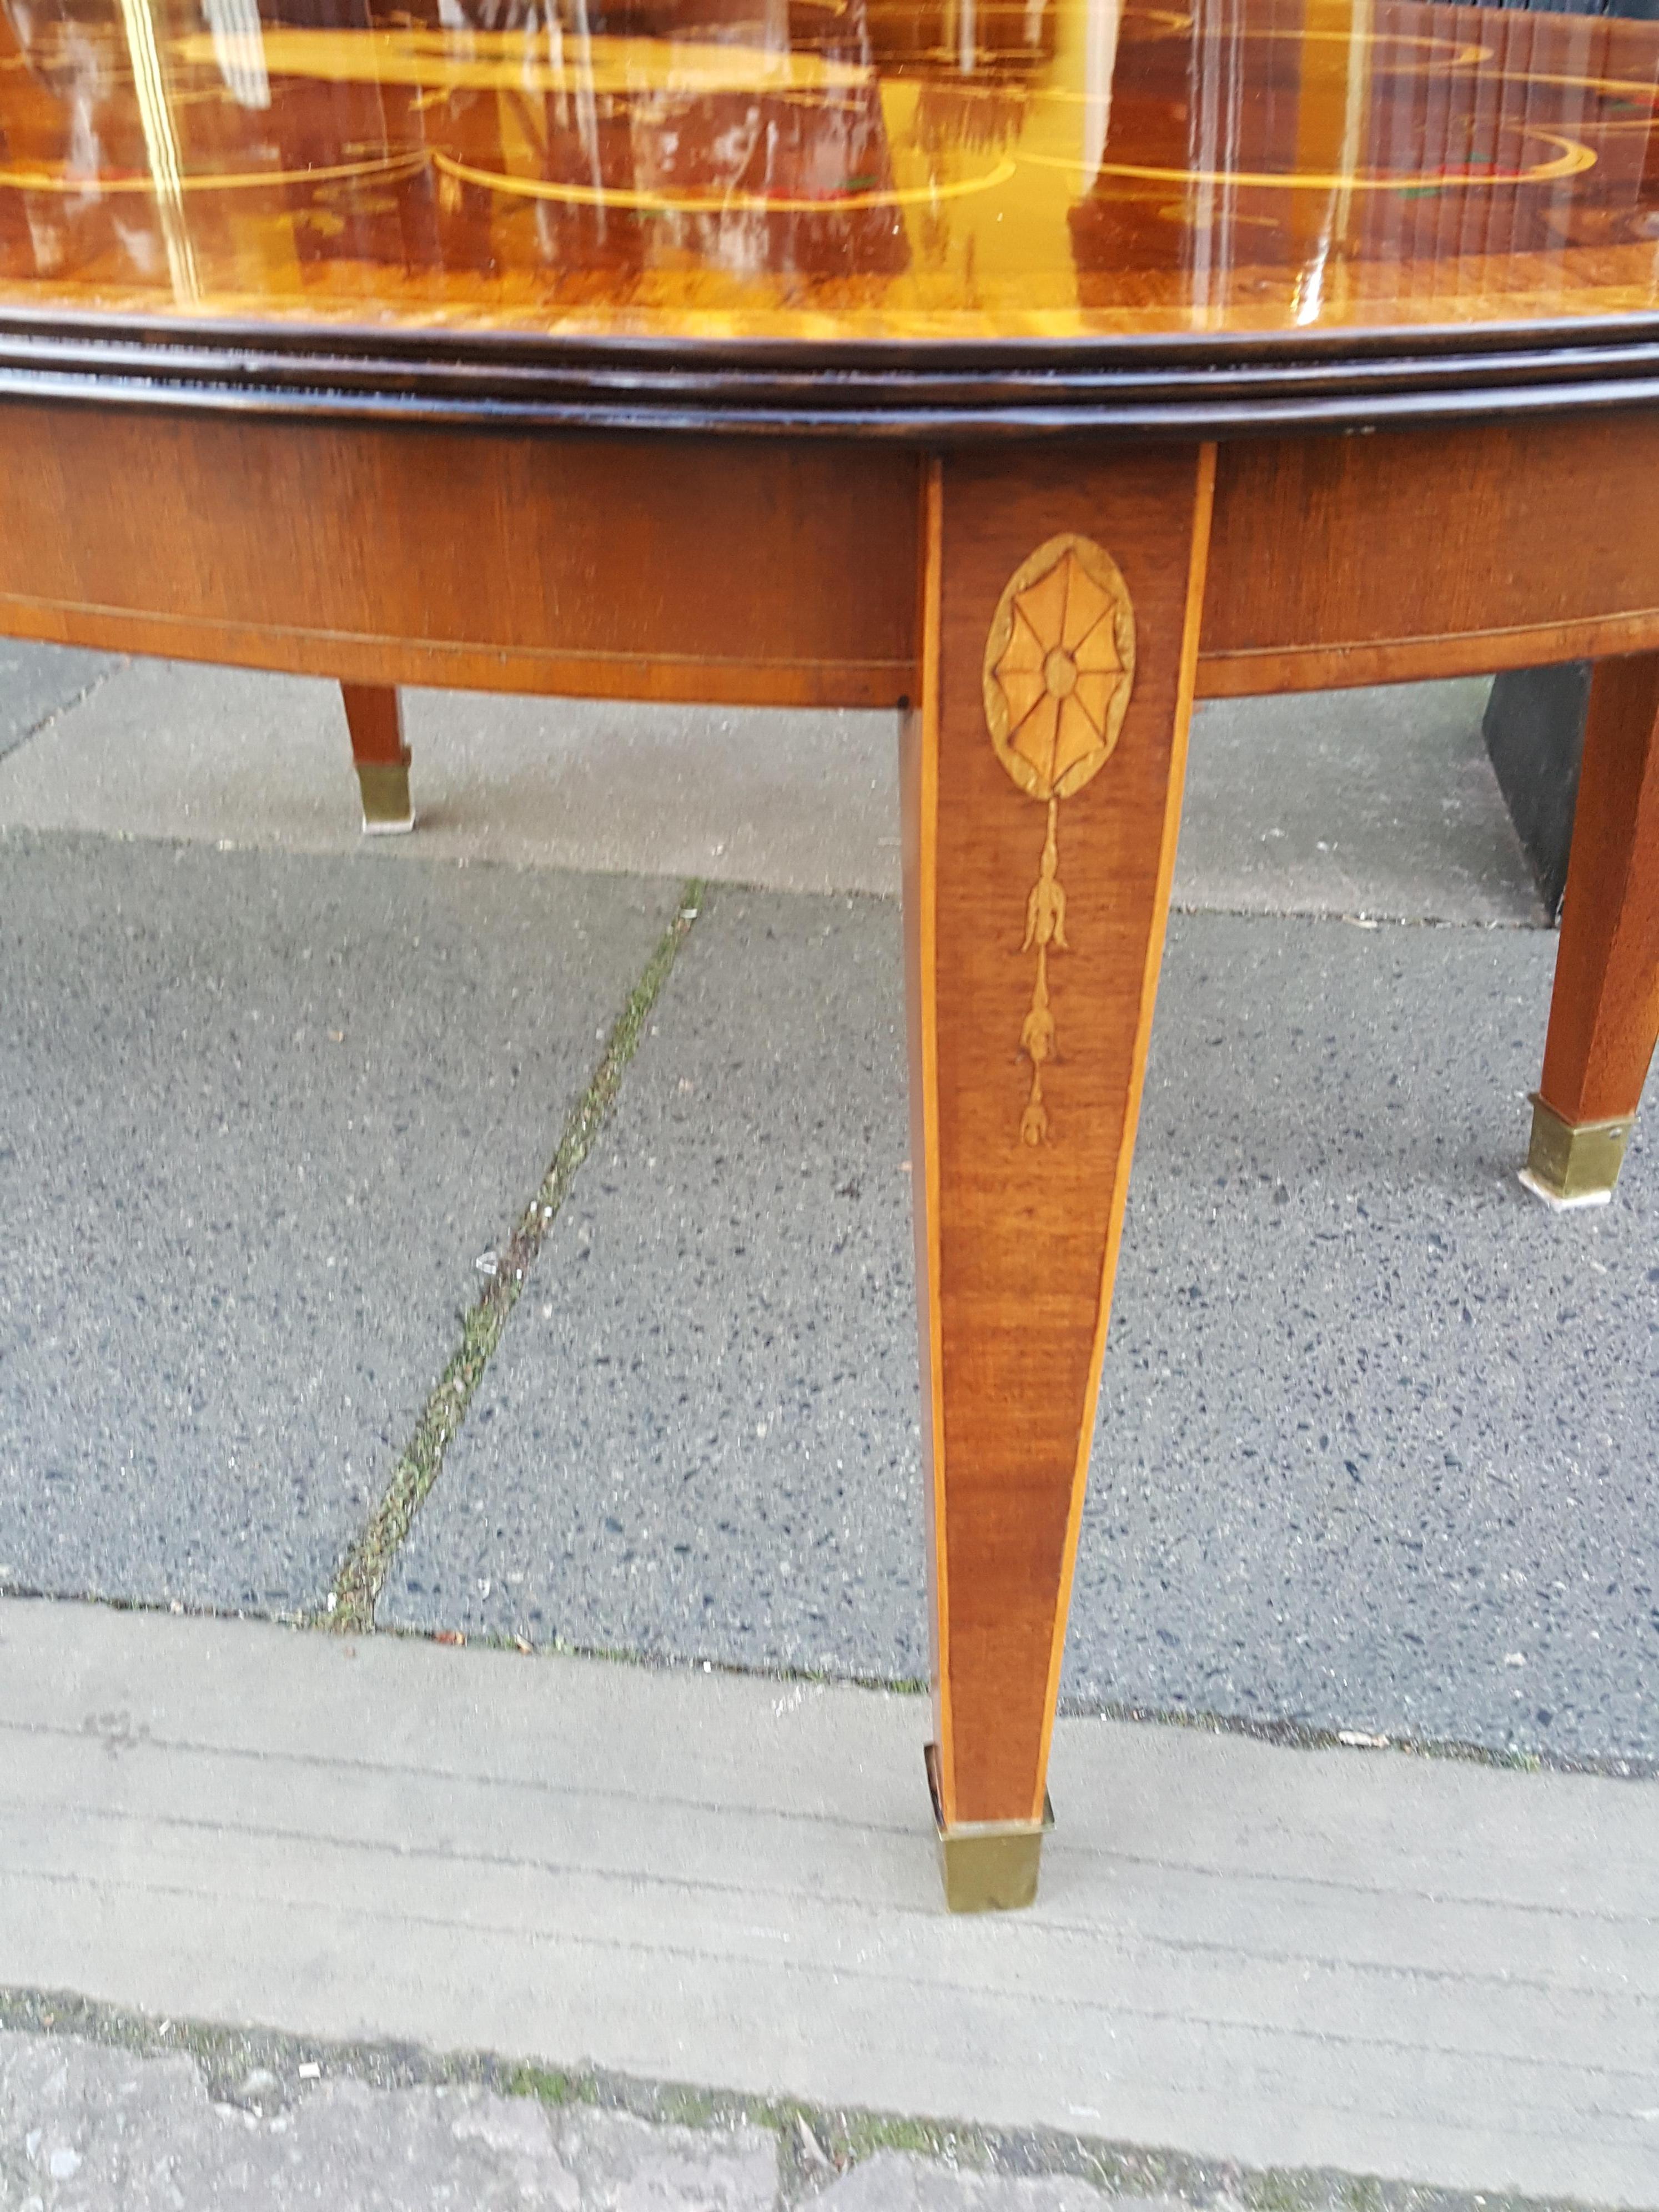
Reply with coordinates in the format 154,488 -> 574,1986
1539,653 -> 1659,1129
340,683 -> 406,767
905,440 -> 1214,1830
1199,414 -> 1659,696
0,403 -> 916,710
17,398 -> 1659,720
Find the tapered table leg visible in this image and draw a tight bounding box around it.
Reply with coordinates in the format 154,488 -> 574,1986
902,444 -> 1215,1911
1522,653 -> 1659,1208
341,682 -> 414,834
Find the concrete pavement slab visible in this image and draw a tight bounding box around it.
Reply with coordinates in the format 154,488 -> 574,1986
0,2030 -> 778,2211
1177,678 -> 1544,925
0,658 -> 903,897
1,1597 -> 1654,2205
386,888 -> 923,1678
0,641 -> 119,763
0,656 -> 1536,923
1072,911 -> 1657,1766
388,892 -> 1658,1771
0,828 -> 678,1615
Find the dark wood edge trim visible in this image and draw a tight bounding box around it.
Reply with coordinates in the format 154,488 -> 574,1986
6,363 -> 1659,438
7,330 -> 1659,437
3,299 -> 1659,375
1198,610 -> 1659,697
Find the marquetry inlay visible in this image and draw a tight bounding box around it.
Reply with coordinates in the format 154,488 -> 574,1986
983,534 -> 1136,1145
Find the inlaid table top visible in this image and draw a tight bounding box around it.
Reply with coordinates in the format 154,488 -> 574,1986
2,0 -> 1659,428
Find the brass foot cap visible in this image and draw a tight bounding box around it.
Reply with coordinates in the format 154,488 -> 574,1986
1519,1094 -> 1633,1211
925,1743 -> 1053,1914
356,757 -> 415,835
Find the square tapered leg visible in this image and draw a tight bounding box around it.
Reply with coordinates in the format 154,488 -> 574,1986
342,682 -> 414,834
902,444 -> 1215,1908
1524,653 -> 1659,1209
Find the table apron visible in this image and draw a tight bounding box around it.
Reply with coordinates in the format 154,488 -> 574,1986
4,402 -> 1659,702
0,401 -> 921,710
1201,410 -> 1659,695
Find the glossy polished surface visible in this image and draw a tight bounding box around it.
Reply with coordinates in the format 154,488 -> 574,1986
2,0 -> 1658,344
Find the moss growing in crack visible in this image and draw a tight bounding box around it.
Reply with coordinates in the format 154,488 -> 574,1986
503,2063 -> 583,2107
324,883 -> 706,1635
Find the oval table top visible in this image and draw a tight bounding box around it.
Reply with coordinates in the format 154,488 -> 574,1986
2,0 -> 1658,429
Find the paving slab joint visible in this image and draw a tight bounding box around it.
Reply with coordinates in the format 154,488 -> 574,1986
323,880 -> 707,1633
0,653 -> 125,768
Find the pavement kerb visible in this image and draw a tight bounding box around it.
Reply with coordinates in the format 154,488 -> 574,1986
0,1987 -> 1613,2212
324,879 -> 707,1633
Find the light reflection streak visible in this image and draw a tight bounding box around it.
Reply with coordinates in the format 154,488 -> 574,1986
115,0 -> 197,299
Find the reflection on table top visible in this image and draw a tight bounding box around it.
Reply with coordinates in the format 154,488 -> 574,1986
1,0 -> 1656,346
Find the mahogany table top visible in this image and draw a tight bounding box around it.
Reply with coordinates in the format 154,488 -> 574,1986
2,0 -> 1659,428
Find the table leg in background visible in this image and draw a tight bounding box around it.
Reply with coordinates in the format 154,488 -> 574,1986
342,682 -> 414,834
1524,652 -> 1659,1208
902,443 -> 1215,1911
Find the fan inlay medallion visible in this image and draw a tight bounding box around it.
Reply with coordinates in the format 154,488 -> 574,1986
982,533 -> 1137,1145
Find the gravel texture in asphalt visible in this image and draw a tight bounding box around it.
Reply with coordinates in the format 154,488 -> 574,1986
0,828 -> 680,1616
386,888 -> 925,1677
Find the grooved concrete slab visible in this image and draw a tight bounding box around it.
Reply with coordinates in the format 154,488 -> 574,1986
1,1597 -> 1654,2206
0,641 -> 119,763
389,893 -> 1659,1771
0,656 -> 1535,922
0,830 -> 678,1614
